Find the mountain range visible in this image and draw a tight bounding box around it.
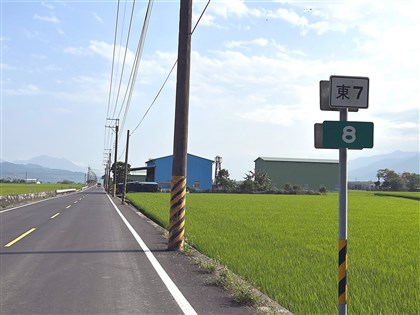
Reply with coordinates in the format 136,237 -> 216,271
348,150 -> 419,181
1,156 -> 88,183
0,161 -> 86,183
1,152 -> 418,183
14,155 -> 85,173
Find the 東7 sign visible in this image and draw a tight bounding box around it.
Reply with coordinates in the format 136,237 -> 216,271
330,76 -> 369,109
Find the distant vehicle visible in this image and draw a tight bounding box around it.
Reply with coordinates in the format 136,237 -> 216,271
97,183 -> 102,187
117,181 -> 159,194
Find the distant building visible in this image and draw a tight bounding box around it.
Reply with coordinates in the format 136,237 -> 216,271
255,157 -> 339,191
348,181 -> 376,190
24,178 -> 39,184
142,153 -> 213,191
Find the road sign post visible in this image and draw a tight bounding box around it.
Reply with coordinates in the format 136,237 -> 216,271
338,109 -> 348,315
315,75 -> 373,315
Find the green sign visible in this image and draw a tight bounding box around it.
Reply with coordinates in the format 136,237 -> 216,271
322,121 -> 374,149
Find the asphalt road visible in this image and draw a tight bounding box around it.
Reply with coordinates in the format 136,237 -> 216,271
0,187 -> 256,315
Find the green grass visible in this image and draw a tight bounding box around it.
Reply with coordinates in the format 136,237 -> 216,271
0,183 -> 82,196
126,192 -> 419,315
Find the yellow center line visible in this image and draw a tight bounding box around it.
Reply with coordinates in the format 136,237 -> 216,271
5,228 -> 36,247
66,205 -> 71,209
51,213 -> 60,219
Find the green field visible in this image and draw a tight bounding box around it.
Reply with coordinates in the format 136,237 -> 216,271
126,191 -> 419,315
0,183 -> 82,196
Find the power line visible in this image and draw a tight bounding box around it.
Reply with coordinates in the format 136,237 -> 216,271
129,0 -> 211,137
119,0 -> 154,138
104,0 -> 120,159
109,0 -> 212,162
113,0 -> 137,119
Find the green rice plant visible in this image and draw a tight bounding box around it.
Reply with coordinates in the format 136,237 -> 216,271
0,183 -> 82,196
126,192 -> 419,315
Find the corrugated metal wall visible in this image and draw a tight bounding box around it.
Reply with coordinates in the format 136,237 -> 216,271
147,154 -> 213,191
255,158 -> 339,191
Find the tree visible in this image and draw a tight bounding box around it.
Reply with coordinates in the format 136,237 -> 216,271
377,168 -> 400,190
240,169 -> 271,192
215,168 -> 237,191
111,161 -> 131,184
401,172 -> 420,191
376,168 -> 420,191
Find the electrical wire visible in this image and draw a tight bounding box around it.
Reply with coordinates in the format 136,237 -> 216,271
113,0 -> 137,119
119,0 -> 154,138
104,0 -> 120,160
129,0 -> 211,137
109,0 -> 211,161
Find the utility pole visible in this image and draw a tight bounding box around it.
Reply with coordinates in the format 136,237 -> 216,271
113,124 -> 119,197
106,118 -> 119,197
169,0 -> 192,251
107,152 -> 112,192
122,130 -> 130,205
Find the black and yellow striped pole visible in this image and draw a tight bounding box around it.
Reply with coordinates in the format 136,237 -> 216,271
169,0 -> 192,251
338,239 -> 347,310
338,109 -> 348,315
169,176 -> 186,250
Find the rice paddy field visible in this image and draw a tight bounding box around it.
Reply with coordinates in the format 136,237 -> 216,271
0,183 -> 82,196
127,191 -> 419,315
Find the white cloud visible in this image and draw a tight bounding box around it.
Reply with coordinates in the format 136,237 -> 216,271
41,2 -> 54,10
93,12 -> 104,24
88,40 -> 136,66
24,29 -> 48,42
33,14 -> 60,23
4,84 -> 43,95
208,0 -> 249,18
274,8 -> 308,27
63,46 -> 92,56
46,64 -> 62,71
238,105 -> 298,126
225,38 -> 269,49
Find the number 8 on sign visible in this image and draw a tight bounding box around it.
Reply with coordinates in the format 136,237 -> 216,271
342,126 -> 356,143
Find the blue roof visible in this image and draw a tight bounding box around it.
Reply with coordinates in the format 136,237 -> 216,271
147,153 -> 214,164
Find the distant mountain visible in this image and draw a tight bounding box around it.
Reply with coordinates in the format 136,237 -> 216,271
14,155 -> 85,173
349,151 -> 419,181
0,161 -> 86,183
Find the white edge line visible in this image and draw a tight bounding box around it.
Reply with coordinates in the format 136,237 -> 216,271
106,194 -> 197,315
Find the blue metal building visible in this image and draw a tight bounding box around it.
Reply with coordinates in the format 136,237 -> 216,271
145,153 -> 213,191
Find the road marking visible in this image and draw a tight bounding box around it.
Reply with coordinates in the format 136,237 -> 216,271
5,228 -> 36,247
74,201 -> 78,204
106,195 -> 197,315
66,205 -> 71,209
51,213 -> 60,219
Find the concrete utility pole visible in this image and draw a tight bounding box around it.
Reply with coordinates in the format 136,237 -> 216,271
169,0 -> 192,251
122,130 -> 130,205
106,118 -> 119,197
113,124 -> 119,197
108,152 -> 112,192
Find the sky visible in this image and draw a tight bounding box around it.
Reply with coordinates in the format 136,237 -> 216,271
1,0 -> 419,180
